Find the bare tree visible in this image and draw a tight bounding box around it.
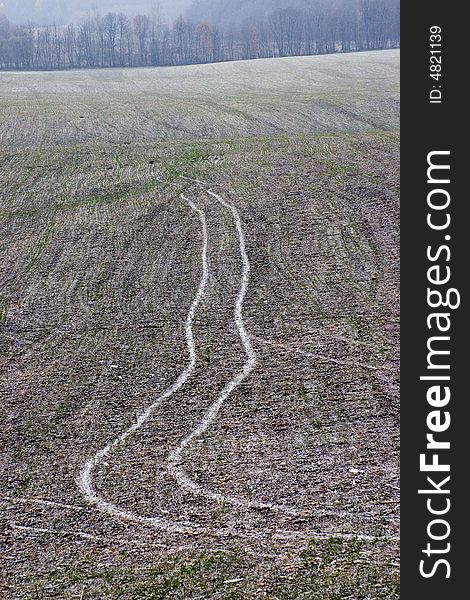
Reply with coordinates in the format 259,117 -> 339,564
0,1 -> 400,71
195,22 -> 213,63
134,14 -> 150,65
103,13 -> 118,67
116,13 -> 131,67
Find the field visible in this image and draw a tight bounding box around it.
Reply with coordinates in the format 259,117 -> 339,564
0,50 -> 399,598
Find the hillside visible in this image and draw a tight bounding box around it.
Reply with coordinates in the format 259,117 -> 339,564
0,50 -> 400,598
0,50 -> 399,149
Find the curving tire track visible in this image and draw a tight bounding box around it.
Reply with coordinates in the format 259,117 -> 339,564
168,191 -> 258,503
167,189 -> 364,520
167,190 -> 302,516
74,184 -> 396,541
76,195 -> 209,534
166,187 -> 395,524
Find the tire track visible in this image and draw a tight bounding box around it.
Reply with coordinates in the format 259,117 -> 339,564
168,189 -> 283,511
72,184 -> 396,541
166,186 -> 395,523
2,496 -> 86,512
167,190 -> 322,517
252,335 -> 394,372
75,195 -> 209,534
9,523 -> 107,542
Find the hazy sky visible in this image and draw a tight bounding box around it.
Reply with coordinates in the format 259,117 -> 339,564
0,1 -> 192,24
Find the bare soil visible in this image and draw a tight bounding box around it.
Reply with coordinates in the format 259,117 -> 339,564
0,52 -> 399,599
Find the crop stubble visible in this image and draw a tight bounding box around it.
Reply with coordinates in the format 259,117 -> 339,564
0,51 -> 399,598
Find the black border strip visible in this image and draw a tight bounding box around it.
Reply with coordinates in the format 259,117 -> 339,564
401,2 -> 465,596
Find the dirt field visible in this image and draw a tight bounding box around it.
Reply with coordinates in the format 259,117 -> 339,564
0,50 -> 399,148
0,51 -> 399,598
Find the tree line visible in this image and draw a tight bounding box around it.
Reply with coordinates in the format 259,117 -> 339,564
0,0 -> 399,71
